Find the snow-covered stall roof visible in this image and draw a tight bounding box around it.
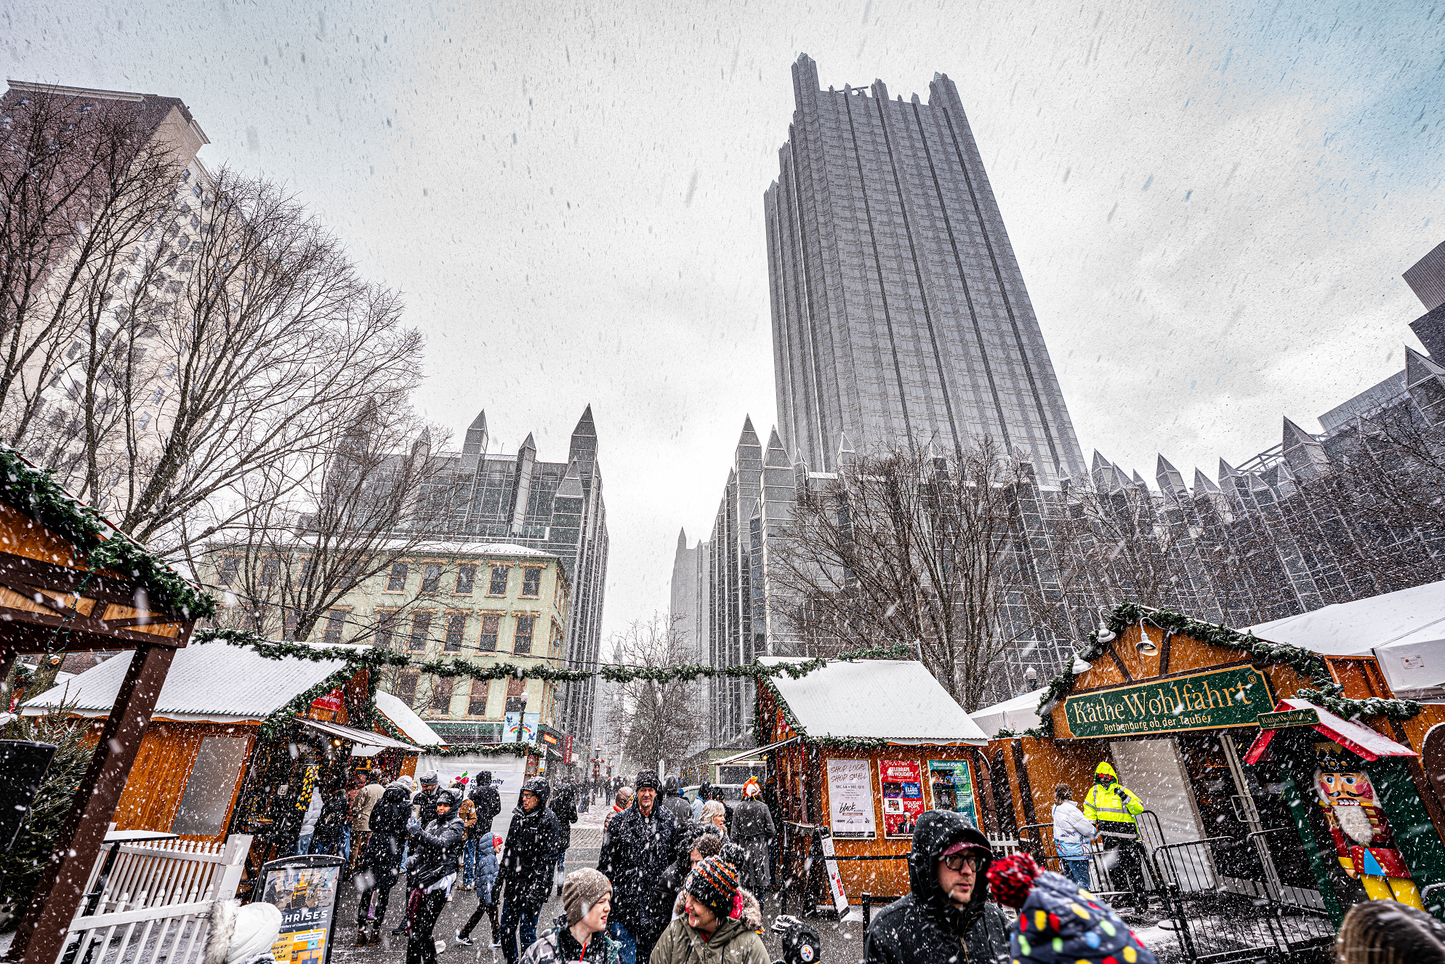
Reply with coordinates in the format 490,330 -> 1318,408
1248,579 -> 1445,698
21,639 -> 352,722
759,657 -> 988,745
969,687 -> 1047,739
375,689 -> 446,746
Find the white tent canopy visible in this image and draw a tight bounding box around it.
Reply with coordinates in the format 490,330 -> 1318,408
1248,579 -> 1445,699
375,690 -> 446,746
969,687 -> 1047,739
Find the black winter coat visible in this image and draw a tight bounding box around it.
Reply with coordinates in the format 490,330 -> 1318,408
498,781 -> 561,907
549,785 -> 579,852
862,810 -> 1011,964
470,778 -> 503,836
406,812 -> 467,890
597,802 -> 679,935
361,785 -> 412,882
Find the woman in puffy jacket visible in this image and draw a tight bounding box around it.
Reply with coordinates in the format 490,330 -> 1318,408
402,788 -> 466,964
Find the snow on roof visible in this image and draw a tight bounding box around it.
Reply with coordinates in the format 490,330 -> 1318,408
969,687 -> 1048,739
375,689 -> 446,746
760,658 -> 988,744
260,535 -> 560,561
21,640 -> 350,722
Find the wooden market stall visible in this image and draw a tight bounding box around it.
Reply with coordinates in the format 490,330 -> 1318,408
754,657 -> 989,913
981,601 -> 1445,953
21,639 -> 436,887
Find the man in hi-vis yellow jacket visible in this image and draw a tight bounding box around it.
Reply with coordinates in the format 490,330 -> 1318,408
1082,761 -> 1148,914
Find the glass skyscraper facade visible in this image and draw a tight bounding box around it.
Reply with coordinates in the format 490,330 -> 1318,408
765,55 -> 1086,485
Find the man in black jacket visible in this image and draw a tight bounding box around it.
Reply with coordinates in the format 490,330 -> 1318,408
355,779 -> 412,946
470,770 -> 503,836
549,781 -> 579,896
496,777 -> 561,964
597,769 -> 679,964
403,788 -> 466,964
862,810 -> 1010,964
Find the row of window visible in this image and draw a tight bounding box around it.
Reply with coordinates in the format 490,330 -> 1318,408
394,672 -> 531,716
368,609 -> 555,656
384,561 -> 545,597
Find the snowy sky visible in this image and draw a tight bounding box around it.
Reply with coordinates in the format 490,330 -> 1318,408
5,0 -> 1444,643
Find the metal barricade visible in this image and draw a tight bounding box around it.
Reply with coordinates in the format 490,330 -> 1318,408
1150,836 -> 1335,964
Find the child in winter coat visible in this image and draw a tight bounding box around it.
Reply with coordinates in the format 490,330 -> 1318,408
986,853 -> 1156,964
454,832 -> 503,947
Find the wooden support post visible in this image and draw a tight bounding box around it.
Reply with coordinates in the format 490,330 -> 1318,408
0,644 -> 16,707
7,643 -> 176,964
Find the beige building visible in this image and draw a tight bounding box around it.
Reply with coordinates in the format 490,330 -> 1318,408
319,542 -> 570,743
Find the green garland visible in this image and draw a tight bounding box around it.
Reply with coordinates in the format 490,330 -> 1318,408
419,741 -> 549,758
1033,602 -> 1421,728
0,446 -> 217,621
257,665 -> 360,740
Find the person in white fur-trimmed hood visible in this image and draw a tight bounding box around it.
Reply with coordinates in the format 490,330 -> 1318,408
204,900 -> 283,964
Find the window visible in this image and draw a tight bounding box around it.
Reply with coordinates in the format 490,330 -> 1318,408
148,386 -> 164,405
386,563 -> 408,592
409,613 -> 432,652
456,565 -> 475,594
469,679 -> 490,716
431,677 -> 454,713
479,615 -> 500,652
261,559 -> 278,587
421,564 -> 442,594
376,609 -> 398,649
488,565 -> 510,595
396,671 -> 419,706
171,736 -> 249,836
136,413 -> 151,432
521,568 -> 542,597
323,610 -> 345,645
218,556 -> 239,587
513,616 -> 535,655
444,613 -> 466,652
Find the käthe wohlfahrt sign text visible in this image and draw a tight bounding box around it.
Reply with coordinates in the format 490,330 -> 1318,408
1064,665 -> 1273,738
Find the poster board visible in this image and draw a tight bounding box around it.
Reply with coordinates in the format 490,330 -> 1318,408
259,855 -> 344,964
878,759 -> 925,838
816,828 -> 851,916
825,758 -> 876,838
927,759 -> 980,829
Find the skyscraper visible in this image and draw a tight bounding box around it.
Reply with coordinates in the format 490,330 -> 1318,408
765,55 -> 1086,484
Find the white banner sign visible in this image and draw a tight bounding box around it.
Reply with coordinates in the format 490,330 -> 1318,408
817,828 -> 850,917
826,758 -> 876,838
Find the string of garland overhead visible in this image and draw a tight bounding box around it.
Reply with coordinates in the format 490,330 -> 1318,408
1032,601 -> 1421,734
0,446 -> 217,621
199,625 -> 914,686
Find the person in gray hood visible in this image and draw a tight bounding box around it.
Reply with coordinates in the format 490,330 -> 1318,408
862,810 -> 1010,964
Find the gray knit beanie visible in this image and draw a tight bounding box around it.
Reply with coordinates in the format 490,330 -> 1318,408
561,868 -> 613,927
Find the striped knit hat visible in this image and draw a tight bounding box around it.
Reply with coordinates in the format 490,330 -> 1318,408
684,856 -> 743,921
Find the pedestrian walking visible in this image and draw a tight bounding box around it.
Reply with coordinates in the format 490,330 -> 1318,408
604,786 -> 634,835
519,868 -> 621,964
551,781 -> 580,895
351,770 -> 384,873
986,852 -> 1156,964
496,778 -> 563,964
1081,762 -> 1148,913
862,810 -> 1009,964
355,778 -> 412,945
649,856 -> 769,964
1051,784 -> 1096,890
1334,899 -> 1445,964
401,787 -> 466,964
690,784 -> 705,822
597,769 -> 680,964
454,832 -> 503,948
414,770 -> 442,826
660,777 -> 692,825
312,782 -> 350,857
730,779 -> 775,895
699,800 -> 727,837
459,790 -> 480,889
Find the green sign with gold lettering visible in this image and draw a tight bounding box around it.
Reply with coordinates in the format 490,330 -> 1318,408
1063,665 -> 1273,738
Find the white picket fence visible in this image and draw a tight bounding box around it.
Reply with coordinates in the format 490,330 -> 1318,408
55,834 -> 252,964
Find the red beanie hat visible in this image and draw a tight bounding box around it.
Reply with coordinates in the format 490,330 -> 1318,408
986,853 -> 1042,909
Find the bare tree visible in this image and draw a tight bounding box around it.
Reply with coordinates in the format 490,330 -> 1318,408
27,168 -> 425,559
772,440 -> 1028,711
0,88 -> 184,444
603,613 -> 705,771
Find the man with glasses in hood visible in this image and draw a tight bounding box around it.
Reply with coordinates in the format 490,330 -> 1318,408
863,810 -> 1009,964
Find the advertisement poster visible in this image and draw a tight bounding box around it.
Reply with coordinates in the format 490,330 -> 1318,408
504,711 -> 539,743
816,828 -> 851,916
878,759 -> 925,838
928,760 -> 980,829
825,758 -> 876,838
260,859 -> 342,964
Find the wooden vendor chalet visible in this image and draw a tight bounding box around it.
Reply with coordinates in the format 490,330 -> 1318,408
976,599 -> 1445,962
0,452 -> 201,964
753,657 -> 989,913
22,639 -> 438,884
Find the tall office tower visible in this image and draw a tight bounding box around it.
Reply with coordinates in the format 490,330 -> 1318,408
765,55 -> 1087,485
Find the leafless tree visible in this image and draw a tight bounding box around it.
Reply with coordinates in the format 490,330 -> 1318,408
772,440 -> 1029,712
202,406 -> 463,644
24,168 -> 426,559
603,613 -> 705,771
0,88 -> 184,444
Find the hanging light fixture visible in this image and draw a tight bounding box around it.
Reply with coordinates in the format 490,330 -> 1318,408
1137,619 -> 1160,656
1071,652 -> 1093,675
1095,608 -> 1116,644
